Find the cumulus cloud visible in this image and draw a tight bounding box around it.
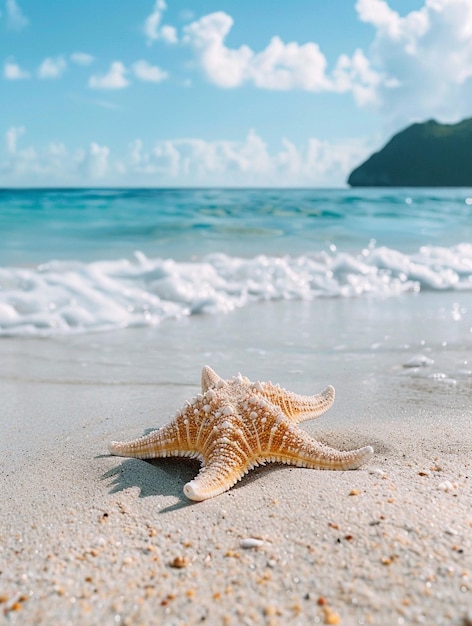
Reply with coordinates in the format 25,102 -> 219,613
5,125 -> 24,153
6,0 -> 28,30
333,48 -> 383,106
124,130 -> 371,186
1,128 -> 118,184
250,36 -> 331,91
356,0 -> 429,44
182,13 -> 259,89
2,129 -> 70,182
180,16 -> 256,89
355,0 -> 472,124
356,0 -> 402,34
70,52 -> 95,66
159,24 -> 178,44
1,128 -> 371,187
180,1 -> 472,126
144,0 -> 164,43
144,0 -> 178,45
38,56 -> 67,79
4,59 -> 30,79
78,142 -> 110,179
132,60 -> 168,83
89,62 -> 129,89
182,11 -> 380,100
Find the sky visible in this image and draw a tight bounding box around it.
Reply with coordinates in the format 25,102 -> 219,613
2,0 -> 472,187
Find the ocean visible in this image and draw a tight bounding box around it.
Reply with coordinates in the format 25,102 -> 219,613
1,187 -> 472,336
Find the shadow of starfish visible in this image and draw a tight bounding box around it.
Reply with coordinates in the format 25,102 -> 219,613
101,456 -> 199,504
101,455 -> 291,512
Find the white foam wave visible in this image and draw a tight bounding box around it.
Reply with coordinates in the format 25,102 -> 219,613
1,244 -> 472,336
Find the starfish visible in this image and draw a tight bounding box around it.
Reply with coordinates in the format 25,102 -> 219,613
109,366 -> 374,501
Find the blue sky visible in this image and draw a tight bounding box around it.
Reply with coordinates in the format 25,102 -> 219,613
2,0 -> 472,187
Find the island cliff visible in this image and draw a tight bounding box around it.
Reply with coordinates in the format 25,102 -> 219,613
348,118 -> 472,187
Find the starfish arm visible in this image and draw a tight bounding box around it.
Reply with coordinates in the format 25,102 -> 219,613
183,434 -> 253,501
109,419 -> 199,460
201,365 -> 226,392
183,457 -> 250,501
260,383 -> 335,423
264,425 -> 374,470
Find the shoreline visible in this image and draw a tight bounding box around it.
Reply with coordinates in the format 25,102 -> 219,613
1,296 -> 471,625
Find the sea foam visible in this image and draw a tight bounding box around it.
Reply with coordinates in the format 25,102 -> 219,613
1,244 -> 472,336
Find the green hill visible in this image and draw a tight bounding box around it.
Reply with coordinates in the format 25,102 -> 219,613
348,118 -> 472,187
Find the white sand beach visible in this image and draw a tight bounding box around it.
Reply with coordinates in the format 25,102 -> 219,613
1,294 -> 471,625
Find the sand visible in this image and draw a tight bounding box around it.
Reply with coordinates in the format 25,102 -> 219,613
1,295 -> 471,625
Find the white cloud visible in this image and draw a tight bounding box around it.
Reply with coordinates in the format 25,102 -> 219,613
2,129 -> 71,181
356,0 -> 429,47
70,52 -> 95,66
355,0 -> 472,124
144,0 -> 165,43
1,128 -> 371,187
89,62 -> 129,90
132,60 -> 168,83
78,142 -> 110,179
183,11 -> 380,99
129,139 -> 143,165
356,0 -> 403,35
183,13 -> 252,88
4,59 -> 30,79
181,2 -> 472,126
250,36 -> 331,91
150,141 -> 181,176
144,0 -> 178,45
1,128 -> 116,184
5,125 -> 24,153
48,142 -> 68,157
6,0 -> 28,30
333,49 -> 383,106
160,25 -> 178,44
38,56 -> 67,79
124,130 -> 371,186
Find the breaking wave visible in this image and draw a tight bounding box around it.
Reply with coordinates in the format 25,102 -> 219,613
1,244 -> 472,336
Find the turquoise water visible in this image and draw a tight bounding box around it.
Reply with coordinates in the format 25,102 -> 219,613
1,188 -> 472,335
2,188 -> 472,265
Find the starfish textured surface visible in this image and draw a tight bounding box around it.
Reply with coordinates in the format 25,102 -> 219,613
109,366 -> 374,501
